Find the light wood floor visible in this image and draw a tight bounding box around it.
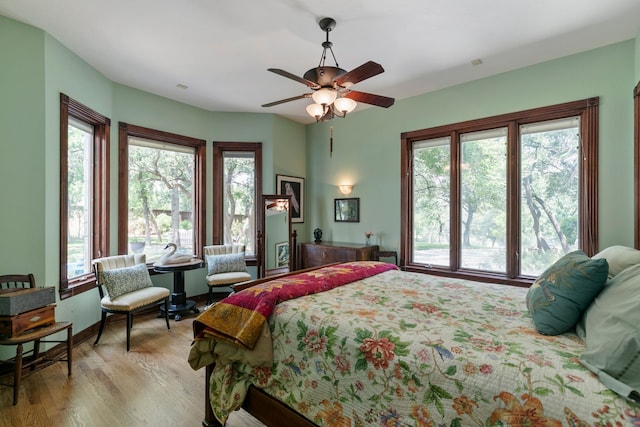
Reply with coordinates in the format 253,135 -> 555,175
0,305 -> 265,427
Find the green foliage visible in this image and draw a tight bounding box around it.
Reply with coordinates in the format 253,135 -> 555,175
222,155 -> 256,250
412,121 -> 580,274
155,213 -> 172,234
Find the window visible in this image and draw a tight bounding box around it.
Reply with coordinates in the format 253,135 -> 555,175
213,142 -> 262,258
401,98 -> 599,285
118,123 -> 205,263
59,94 -> 109,298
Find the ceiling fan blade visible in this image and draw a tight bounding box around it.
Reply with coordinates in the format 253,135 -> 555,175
344,90 -> 395,108
334,61 -> 384,87
262,94 -> 311,108
267,68 -> 320,89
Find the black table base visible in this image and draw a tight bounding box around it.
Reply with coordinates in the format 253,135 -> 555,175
154,261 -> 203,321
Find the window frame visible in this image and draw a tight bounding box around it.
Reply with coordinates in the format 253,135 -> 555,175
634,81 -> 640,248
401,98 -> 599,286
118,122 -> 206,261
59,93 -> 110,299
212,141 -> 262,265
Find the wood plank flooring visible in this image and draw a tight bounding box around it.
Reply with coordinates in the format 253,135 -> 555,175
0,306 -> 265,427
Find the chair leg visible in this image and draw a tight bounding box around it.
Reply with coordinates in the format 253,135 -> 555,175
13,343 -> 23,405
207,286 -> 212,306
126,312 -> 133,352
66,325 -> 73,376
163,299 -> 171,330
93,311 -> 107,346
31,339 -> 41,372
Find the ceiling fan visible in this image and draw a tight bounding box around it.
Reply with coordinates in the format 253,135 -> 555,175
262,17 -> 395,121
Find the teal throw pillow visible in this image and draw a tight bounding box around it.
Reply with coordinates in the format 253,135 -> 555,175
525,250 -> 608,335
575,263 -> 640,403
100,263 -> 153,299
206,253 -> 246,275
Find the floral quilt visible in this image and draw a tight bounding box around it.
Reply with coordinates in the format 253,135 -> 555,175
197,267 -> 640,426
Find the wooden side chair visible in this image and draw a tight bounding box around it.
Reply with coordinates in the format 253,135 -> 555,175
93,254 -> 171,351
0,274 -> 72,405
203,244 -> 251,305
0,274 -> 36,291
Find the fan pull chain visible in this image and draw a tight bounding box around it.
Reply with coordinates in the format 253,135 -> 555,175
330,126 -> 334,157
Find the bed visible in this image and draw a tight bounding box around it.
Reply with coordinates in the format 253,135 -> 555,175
189,260 -> 640,427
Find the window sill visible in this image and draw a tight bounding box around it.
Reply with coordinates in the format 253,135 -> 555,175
403,264 -> 534,288
59,275 -> 96,300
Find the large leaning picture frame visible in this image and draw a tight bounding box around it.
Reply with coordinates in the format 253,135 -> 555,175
334,198 -> 360,222
276,174 -> 304,223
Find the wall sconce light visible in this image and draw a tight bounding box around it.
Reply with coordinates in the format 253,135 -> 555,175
338,184 -> 353,195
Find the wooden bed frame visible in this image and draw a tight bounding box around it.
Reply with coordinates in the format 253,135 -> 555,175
202,368 -> 315,427
200,265 -> 334,427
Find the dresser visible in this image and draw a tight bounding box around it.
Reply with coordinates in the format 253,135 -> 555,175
298,241 -> 379,269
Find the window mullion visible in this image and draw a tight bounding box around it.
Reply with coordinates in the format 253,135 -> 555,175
506,121 -> 519,278
450,131 -> 461,271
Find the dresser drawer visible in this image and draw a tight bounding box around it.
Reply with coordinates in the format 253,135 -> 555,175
299,242 -> 378,269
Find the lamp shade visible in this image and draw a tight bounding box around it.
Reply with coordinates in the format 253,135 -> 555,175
338,184 -> 353,195
312,88 -> 338,105
306,103 -> 325,118
333,97 -> 357,114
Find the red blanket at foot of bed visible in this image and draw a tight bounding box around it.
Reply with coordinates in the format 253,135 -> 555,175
193,261 -> 397,349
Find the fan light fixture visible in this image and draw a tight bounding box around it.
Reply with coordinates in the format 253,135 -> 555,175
305,18 -> 359,122
262,17 -> 394,124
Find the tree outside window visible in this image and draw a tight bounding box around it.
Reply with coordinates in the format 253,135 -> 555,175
213,142 -> 262,258
402,98 -> 598,285
118,123 -> 205,262
59,94 -> 109,298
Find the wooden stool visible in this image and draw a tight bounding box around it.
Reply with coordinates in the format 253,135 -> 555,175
0,321 -> 72,405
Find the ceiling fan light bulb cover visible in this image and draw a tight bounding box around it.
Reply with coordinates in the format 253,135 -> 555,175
312,88 -> 337,105
334,97 -> 357,114
306,103 -> 324,118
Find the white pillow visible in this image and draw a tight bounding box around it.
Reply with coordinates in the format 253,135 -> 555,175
592,245 -> 640,278
576,263 -> 640,403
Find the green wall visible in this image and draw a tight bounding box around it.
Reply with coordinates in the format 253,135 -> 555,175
306,39 -> 637,253
0,16 -> 305,357
636,30 -> 640,80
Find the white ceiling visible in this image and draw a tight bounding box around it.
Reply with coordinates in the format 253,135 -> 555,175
2,0 -> 639,124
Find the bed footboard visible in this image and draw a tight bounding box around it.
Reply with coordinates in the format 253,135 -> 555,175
202,361 -> 316,427
202,363 -> 222,427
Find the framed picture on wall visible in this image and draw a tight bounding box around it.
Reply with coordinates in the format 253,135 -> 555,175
276,174 -> 304,223
275,242 -> 289,268
334,198 -> 360,222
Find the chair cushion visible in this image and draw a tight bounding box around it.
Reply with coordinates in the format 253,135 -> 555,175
101,286 -> 170,311
206,253 -> 246,275
525,250 -> 608,335
99,263 -> 153,299
206,270 -> 252,286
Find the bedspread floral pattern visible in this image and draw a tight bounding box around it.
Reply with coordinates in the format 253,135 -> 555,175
210,269 -> 640,426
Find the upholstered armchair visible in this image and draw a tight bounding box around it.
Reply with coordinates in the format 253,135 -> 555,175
93,254 -> 171,351
203,244 -> 251,305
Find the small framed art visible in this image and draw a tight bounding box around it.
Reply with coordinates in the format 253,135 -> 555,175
276,174 -> 304,223
334,198 -> 360,222
275,242 -> 289,268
